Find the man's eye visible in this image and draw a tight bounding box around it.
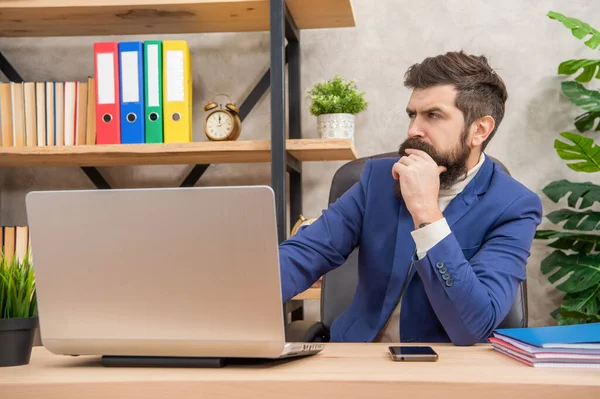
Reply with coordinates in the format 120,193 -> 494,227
407,113 -> 416,119
429,113 -> 439,119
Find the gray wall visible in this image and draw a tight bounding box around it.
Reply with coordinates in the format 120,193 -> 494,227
1,0 -> 598,327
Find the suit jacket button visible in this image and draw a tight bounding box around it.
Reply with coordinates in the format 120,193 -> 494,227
445,279 -> 454,287
442,273 -> 451,281
439,266 -> 447,274
436,262 -> 444,269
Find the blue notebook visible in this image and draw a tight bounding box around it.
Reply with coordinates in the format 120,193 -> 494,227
494,322 -> 600,349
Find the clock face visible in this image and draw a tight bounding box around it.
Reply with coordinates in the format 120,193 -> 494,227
206,111 -> 234,139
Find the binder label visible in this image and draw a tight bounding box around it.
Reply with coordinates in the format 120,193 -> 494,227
147,44 -> 160,107
121,51 -> 140,103
97,53 -> 115,104
166,50 -> 184,102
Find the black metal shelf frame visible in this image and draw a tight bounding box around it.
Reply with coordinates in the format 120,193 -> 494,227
0,0 -> 301,246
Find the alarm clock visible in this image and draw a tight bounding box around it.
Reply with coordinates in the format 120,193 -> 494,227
203,94 -> 242,141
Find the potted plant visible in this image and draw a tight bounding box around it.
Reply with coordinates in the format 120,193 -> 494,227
534,11 -> 600,325
0,249 -> 38,367
306,75 -> 368,139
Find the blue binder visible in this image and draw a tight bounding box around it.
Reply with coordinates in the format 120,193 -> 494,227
494,322 -> 600,348
118,42 -> 145,144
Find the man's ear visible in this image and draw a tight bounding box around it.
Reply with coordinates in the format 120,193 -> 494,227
469,115 -> 495,147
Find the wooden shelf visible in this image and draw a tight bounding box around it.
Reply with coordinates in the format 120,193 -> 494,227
0,0 -> 356,37
292,287 -> 321,301
0,138 -> 357,167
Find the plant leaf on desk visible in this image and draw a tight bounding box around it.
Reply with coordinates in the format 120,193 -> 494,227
0,251 -> 37,319
554,132 -> 600,173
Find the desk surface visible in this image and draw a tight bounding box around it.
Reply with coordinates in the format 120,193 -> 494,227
1,344 -> 599,398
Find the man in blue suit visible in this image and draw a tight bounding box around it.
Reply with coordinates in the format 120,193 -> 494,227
279,51 -> 543,346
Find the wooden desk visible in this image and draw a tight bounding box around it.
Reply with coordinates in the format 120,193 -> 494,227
1,344 -> 599,398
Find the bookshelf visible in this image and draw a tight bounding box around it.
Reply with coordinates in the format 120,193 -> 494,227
0,0 -> 357,321
0,139 -> 357,167
0,0 -> 356,37
292,288 -> 320,301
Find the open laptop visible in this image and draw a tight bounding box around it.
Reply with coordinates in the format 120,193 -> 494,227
25,185 -> 323,364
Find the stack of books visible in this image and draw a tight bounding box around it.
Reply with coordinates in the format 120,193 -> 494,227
490,322 -> 600,368
0,79 -> 95,147
0,225 -> 30,264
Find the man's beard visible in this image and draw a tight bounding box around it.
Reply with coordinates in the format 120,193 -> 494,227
395,129 -> 471,198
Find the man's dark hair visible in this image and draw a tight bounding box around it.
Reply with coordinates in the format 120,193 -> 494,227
403,51 -> 508,150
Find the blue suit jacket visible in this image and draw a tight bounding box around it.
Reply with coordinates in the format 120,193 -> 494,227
279,155 -> 543,345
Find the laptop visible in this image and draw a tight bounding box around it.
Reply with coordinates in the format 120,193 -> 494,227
25,185 -> 324,364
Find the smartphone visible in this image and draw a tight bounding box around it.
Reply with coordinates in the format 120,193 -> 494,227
388,346 -> 438,362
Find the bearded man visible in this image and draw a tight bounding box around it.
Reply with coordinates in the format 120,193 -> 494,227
278,51 -> 542,345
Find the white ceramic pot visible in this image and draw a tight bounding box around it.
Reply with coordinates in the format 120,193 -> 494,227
317,113 -> 355,139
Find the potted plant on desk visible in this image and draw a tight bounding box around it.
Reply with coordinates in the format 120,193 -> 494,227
307,75 -> 368,139
0,250 -> 38,367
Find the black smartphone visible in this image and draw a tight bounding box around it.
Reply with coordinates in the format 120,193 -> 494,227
388,346 -> 438,362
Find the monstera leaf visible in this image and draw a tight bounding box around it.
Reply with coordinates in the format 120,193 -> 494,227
574,111 -> 600,133
541,250 -> 600,293
561,81 -> 600,113
548,11 -> 600,50
535,230 -> 600,253
554,132 -> 600,173
559,59 -> 600,82
560,286 -> 600,319
542,180 -> 600,209
546,209 -> 600,231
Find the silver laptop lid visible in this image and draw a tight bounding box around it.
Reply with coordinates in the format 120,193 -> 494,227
25,185 -> 286,358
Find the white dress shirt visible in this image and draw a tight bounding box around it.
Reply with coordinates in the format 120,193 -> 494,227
375,153 -> 486,342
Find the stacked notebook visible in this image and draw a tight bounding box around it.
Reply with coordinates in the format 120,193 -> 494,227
490,322 -> 600,368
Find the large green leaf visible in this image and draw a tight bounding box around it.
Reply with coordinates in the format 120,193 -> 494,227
553,307 -> 600,325
546,209 -> 600,231
541,250 -> 600,293
542,180 -> 600,209
559,59 -> 600,82
554,131 -> 600,173
535,230 -> 600,253
548,11 -> 600,50
561,81 -> 600,113
561,285 -> 600,319
574,111 -> 600,133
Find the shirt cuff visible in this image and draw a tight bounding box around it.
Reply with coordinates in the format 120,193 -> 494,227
411,218 -> 451,260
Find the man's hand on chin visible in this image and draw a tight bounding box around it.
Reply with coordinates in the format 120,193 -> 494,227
392,148 -> 446,229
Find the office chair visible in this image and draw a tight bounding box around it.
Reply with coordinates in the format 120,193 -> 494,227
285,152 -> 528,342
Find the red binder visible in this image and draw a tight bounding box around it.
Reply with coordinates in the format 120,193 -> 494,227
94,42 -> 120,144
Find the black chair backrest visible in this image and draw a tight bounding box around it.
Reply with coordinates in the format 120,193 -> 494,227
320,152 -> 528,331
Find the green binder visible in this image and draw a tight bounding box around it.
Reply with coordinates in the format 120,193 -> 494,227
143,40 -> 163,143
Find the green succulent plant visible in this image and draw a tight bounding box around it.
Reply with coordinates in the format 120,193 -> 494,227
306,75 -> 368,116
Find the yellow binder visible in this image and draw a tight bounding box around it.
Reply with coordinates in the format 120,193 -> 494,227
162,40 -> 192,143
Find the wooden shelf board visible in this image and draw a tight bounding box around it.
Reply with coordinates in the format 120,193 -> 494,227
0,0 -> 356,37
292,287 -> 321,301
0,139 -> 357,167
